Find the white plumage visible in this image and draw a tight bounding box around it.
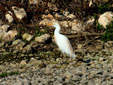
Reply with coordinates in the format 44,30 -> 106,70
48,21 -> 76,58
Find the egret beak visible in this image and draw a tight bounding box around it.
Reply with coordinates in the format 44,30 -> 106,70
47,23 -> 53,26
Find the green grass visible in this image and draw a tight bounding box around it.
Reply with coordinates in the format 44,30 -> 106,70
0,71 -> 19,78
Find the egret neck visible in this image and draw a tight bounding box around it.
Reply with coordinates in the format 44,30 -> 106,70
54,23 -> 61,35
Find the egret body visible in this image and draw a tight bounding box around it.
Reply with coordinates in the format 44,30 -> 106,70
48,22 -> 76,58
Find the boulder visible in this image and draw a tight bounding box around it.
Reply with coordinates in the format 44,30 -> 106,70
35,34 -> 50,43
12,6 -> 27,20
98,11 -> 113,28
3,30 -> 17,41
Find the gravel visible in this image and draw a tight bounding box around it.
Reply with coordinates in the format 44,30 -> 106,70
0,53 -> 113,85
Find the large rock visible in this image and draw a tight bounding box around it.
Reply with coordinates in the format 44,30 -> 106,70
42,14 -> 54,19
35,34 -> 50,43
71,20 -> 83,33
3,30 -> 17,41
12,6 -> 27,20
22,33 -> 33,41
39,19 -> 50,26
98,11 -> 113,28
12,40 -> 25,53
60,21 -> 69,28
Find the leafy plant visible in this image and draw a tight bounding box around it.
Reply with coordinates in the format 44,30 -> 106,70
0,71 -> 19,78
97,2 -> 113,13
35,26 -> 47,36
97,23 -> 104,30
101,21 -> 113,42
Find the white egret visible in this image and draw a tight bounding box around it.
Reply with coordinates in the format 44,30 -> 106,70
48,21 -> 76,58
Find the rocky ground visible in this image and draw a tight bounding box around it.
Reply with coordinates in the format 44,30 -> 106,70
0,0 -> 113,85
0,49 -> 113,85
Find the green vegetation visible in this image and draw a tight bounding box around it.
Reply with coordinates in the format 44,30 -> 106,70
97,2 -> 113,13
97,23 -> 104,30
101,21 -> 113,42
0,71 -> 19,78
93,2 -> 113,42
35,26 -> 47,36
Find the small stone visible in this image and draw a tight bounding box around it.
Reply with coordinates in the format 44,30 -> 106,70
71,20 -> 83,32
63,11 -> 69,16
5,11 -> 13,23
23,79 -> 31,85
0,42 -> 5,47
29,58 -> 42,66
89,0 -> 93,7
99,57 -> 104,61
22,33 -> 33,41
35,34 -> 50,43
72,75 -> 81,81
45,66 -> 51,74
64,72 -> 73,79
20,60 -> 26,66
30,41 -> 38,47
12,39 -> 22,46
98,11 -> 113,28
94,79 -> 102,85
0,24 -> 10,31
29,0 -> 39,5
22,45 -> 32,53
12,6 -> 27,20
0,30 -> 6,40
0,20 -> 3,25
96,44 -> 102,50
48,2 -> 58,11
86,17 -> 95,25
88,80 -> 95,85
3,30 -> 17,41
60,21 -> 68,27
55,13 -> 62,18
67,14 -> 75,19
77,44 -> 82,49
14,41 -> 25,51
39,19 -> 50,26
55,76 -> 63,83
80,78 -> 88,84
47,14 -> 54,19
42,14 -> 54,19
54,81 -> 62,85
13,79 -> 23,85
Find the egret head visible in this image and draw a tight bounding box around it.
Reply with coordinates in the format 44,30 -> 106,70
48,22 -> 60,28
47,21 -> 61,33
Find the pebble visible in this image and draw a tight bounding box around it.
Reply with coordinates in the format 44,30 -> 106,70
22,33 -> 33,41
20,60 -> 27,66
